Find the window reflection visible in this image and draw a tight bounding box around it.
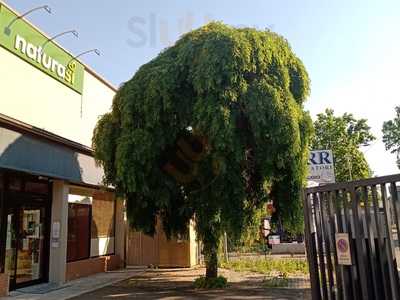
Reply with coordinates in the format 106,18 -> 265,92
67,204 -> 91,262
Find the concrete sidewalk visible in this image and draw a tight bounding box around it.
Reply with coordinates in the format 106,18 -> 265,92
2,267 -> 146,300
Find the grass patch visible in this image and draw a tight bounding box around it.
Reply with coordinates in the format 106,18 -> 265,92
264,276 -> 289,288
220,257 -> 308,276
193,276 -> 228,289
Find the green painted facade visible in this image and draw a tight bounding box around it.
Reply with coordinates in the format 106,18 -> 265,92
0,4 -> 84,94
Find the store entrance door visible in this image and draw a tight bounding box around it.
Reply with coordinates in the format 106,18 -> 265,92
5,199 -> 49,290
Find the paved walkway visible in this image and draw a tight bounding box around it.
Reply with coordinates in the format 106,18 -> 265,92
69,268 -> 311,300
2,267 -> 146,300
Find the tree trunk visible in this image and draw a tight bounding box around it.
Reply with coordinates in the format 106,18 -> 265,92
203,237 -> 218,279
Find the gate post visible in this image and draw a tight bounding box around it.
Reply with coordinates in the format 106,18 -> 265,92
303,190 -> 322,300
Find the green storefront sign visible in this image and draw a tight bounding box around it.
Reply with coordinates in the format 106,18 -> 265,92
0,4 -> 84,94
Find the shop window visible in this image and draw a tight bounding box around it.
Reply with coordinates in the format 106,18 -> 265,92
67,188 -> 117,258
91,192 -> 115,239
67,203 -> 91,262
90,192 -> 115,256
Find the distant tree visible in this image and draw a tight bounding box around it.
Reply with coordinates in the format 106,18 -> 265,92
382,106 -> 400,168
92,22 -> 312,280
311,109 -> 375,182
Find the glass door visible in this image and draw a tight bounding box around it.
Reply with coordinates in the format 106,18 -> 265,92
16,206 -> 46,286
5,205 -> 47,289
0,173 -> 51,291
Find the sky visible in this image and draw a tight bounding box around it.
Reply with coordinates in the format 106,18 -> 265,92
3,0 -> 400,177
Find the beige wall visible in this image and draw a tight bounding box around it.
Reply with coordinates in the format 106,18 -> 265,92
49,180 -> 69,284
114,199 -> 126,266
0,273 -> 9,296
0,46 -> 115,147
49,183 -> 123,284
189,220 -> 198,266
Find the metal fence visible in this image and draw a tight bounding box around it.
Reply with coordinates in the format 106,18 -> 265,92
303,174 -> 400,300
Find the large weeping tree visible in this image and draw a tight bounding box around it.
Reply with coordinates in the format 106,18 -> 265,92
93,22 -> 312,279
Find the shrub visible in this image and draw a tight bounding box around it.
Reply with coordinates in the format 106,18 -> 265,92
193,276 -> 228,289
264,276 -> 289,288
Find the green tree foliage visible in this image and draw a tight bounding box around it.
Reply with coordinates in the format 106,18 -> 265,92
92,22 -> 312,278
382,106 -> 400,168
311,109 -> 375,182
226,206 -> 266,253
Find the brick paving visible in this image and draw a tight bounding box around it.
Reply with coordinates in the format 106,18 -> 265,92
70,267 -> 311,300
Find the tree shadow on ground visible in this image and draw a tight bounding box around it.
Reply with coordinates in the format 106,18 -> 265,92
72,269 -> 311,300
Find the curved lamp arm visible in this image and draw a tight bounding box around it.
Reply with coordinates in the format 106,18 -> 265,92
42,29 -> 78,50
68,48 -> 100,65
4,5 -> 51,36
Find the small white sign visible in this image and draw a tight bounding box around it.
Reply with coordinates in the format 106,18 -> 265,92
307,150 -> 335,185
52,221 -> 60,239
335,233 -> 352,265
51,240 -> 60,248
22,238 -> 29,251
268,235 -> 280,245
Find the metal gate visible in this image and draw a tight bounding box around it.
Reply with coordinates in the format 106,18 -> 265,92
304,174 -> 400,300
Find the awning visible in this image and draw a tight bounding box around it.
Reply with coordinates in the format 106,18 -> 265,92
0,126 -> 104,186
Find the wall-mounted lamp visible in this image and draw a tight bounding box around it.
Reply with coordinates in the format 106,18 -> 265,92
68,48 -> 100,66
42,29 -> 78,50
4,5 -> 52,36
69,49 -> 101,118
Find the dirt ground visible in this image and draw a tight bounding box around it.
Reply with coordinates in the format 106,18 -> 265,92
70,267 -> 311,300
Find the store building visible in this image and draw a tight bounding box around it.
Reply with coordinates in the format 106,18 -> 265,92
0,2 -> 198,296
0,2 -> 126,295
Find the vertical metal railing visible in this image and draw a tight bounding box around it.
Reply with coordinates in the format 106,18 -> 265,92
304,174 -> 400,300
303,190 -> 322,300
